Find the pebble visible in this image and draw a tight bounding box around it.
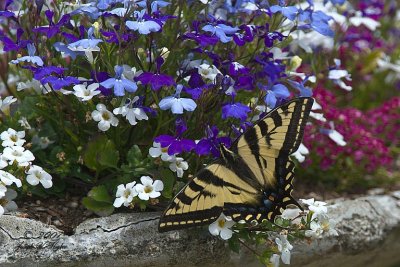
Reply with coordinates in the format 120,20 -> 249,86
67,201 -> 79,208
53,219 -> 62,226
36,200 -> 41,205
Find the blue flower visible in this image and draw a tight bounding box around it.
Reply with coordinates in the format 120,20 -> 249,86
154,135 -> 196,155
32,10 -> 70,38
159,85 -> 197,114
137,0 -> 170,13
270,5 -> 299,21
41,76 -> 80,90
222,100 -> 251,121
262,83 -> 290,108
53,42 -> 84,60
68,27 -> 103,52
136,57 -> 175,90
202,23 -> 239,43
100,65 -> 138,96
126,10 -> 161,35
288,80 -> 313,97
10,43 -> 44,66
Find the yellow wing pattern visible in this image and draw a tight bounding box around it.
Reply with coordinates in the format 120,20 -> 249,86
159,97 -> 314,232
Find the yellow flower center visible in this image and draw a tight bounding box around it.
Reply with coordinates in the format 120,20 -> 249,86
102,112 -> 110,120
10,135 -> 17,142
218,219 -> 225,228
144,186 -> 153,194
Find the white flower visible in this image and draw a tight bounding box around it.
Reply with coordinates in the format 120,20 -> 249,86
0,96 -> 17,115
135,176 -> 164,201
32,135 -> 54,149
91,104 -> 119,131
0,189 -> 18,215
306,214 -> 338,238
0,128 -> 26,147
328,67 -> 352,91
17,79 -> 52,94
0,155 -> 7,169
122,65 -> 143,81
0,170 -> 22,195
113,96 -> 148,126
300,198 -> 328,216
73,83 -> 101,101
197,63 -> 221,83
18,117 -> 32,130
275,235 -> 293,264
113,182 -> 138,208
309,100 -> 327,122
270,47 -> 290,60
2,146 -> 35,167
291,143 -> 309,163
208,213 -> 235,240
321,122 -> 347,146
270,254 -> 280,267
149,142 -> 174,161
26,165 -> 53,189
168,156 -> 189,178
349,11 -> 380,31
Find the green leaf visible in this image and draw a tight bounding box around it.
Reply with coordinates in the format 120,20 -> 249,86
82,197 -> 114,216
160,169 -> 176,199
83,135 -> 120,171
228,236 -> 241,254
87,185 -> 113,203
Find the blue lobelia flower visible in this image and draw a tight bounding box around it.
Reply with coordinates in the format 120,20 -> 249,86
10,43 -> 44,66
53,42 -> 85,60
261,83 -> 290,108
288,80 -> 313,97
41,75 -> 80,90
136,57 -> 175,91
195,126 -> 231,157
0,28 -> 29,52
126,10 -> 161,35
222,97 -> 251,121
159,85 -> 197,114
100,65 -> 138,96
137,0 -> 170,13
270,5 -> 299,21
68,27 -> 103,52
202,23 -> 240,43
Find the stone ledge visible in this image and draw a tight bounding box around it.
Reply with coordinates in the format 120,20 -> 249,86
0,191 -> 399,267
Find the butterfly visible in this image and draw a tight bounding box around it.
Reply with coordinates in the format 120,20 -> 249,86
159,97 -> 314,232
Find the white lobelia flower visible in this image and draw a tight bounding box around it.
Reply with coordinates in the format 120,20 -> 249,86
349,11 -> 380,31
168,156 -> 189,178
270,254 -> 281,267
113,96 -> 148,126
149,142 -> 174,162
197,63 -> 221,83
91,104 -> 119,131
0,96 -> 17,115
208,213 -> 235,240
306,214 -> 338,238
113,182 -> 138,208
300,198 -> 328,217
275,235 -> 293,265
32,135 -> 54,149
73,83 -> 101,101
328,69 -> 352,91
321,122 -> 347,146
0,189 -> 18,215
309,100 -> 327,122
0,155 -> 7,169
18,117 -> 32,130
0,128 -> 26,147
17,79 -> 52,94
135,176 -> 164,201
26,165 -> 53,189
291,143 -> 309,163
0,170 -> 22,197
2,146 -> 35,167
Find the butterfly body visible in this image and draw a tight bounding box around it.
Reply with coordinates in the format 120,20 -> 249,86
159,97 -> 314,232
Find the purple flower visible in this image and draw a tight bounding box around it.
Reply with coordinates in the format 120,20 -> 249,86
233,25 -> 255,46
202,23 -> 239,43
154,135 -> 196,155
32,10 -> 70,38
0,28 -> 28,52
222,100 -> 251,121
136,57 -> 175,91
41,75 -> 80,90
100,65 -> 138,96
33,66 -> 65,80
159,85 -> 197,114
126,10 -> 161,35
195,126 -> 231,157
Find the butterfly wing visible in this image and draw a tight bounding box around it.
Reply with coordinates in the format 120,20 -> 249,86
158,161 -> 260,232
226,97 -> 314,222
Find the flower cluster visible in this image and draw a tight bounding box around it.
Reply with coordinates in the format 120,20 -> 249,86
0,127 -> 52,215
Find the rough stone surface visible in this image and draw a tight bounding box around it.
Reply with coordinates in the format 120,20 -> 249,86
0,192 -> 399,267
